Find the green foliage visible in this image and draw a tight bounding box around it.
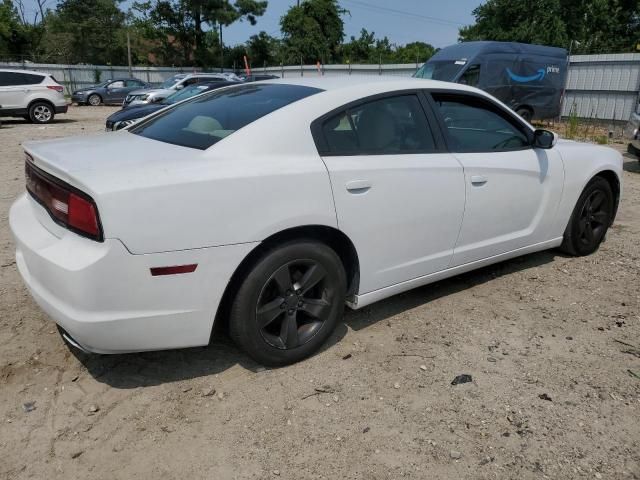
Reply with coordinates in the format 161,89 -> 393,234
0,0 -> 31,60
246,31 -> 279,66
460,0 -> 640,53
341,29 -> 436,64
132,0 -> 267,67
566,104 -> 580,139
280,0 -> 347,64
45,0 -> 129,64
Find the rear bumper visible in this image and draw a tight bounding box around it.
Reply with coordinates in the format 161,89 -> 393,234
55,105 -> 68,114
10,193 -> 256,354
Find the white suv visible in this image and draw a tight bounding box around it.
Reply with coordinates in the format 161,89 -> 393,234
0,69 -> 68,124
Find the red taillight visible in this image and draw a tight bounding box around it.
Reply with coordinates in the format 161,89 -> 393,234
68,193 -> 99,236
47,85 -> 64,93
25,157 -> 103,241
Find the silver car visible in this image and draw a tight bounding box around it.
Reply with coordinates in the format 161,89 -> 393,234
123,73 -> 234,108
624,105 -> 640,159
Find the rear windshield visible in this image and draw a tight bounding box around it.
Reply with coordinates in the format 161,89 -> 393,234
130,83 -> 322,150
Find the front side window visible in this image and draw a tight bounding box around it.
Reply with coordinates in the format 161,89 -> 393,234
458,65 -> 480,87
432,94 -> 530,152
415,61 -> 466,81
320,94 -> 436,155
131,83 -> 322,150
161,75 -> 184,88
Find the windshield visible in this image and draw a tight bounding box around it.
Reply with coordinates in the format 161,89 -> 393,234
162,85 -> 211,105
415,61 -> 467,81
131,83 -> 322,150
160,75 -> 184,89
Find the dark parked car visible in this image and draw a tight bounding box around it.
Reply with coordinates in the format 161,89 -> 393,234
72,78 -> 151,106
240,74 -> 280,82
105,81 -> 237,130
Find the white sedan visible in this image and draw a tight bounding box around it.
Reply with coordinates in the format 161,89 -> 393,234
10,77 -> 623,365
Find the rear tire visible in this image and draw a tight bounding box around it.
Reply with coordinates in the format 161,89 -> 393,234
560,177 -> 614,256
28,102 -> 54,124
229,240 -> 347,366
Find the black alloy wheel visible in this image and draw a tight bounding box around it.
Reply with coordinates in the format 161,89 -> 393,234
229,240 -> 347,366
561,176 -> 613,256
257,260 -> 333,350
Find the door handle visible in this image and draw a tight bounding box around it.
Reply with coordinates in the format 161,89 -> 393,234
470,175 -> 488,186
346,180 -> 372,194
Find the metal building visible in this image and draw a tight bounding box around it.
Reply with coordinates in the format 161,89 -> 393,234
562,53 -> 640,121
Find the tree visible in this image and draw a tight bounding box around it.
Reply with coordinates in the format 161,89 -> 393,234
340,29 -> 436,64
46,0 -> 129,64
0,0 -> 27,59
246,30 -> 278,66
280,0 -> 347,64
459,0 -> 568,48
460,0 -> 640,53
133,0 -> 267,67
393,41 -> 436,64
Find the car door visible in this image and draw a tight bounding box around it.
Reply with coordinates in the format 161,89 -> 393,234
428,92 -> 564,266
315,92 -> 466,294
105,80 -> 126,103
0,72 -> 28,110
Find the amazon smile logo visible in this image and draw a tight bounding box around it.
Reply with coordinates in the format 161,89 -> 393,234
506,65 -> 560,83
506,68 -> 546,83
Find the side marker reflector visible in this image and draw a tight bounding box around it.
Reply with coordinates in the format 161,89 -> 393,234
150,264 -> 198,276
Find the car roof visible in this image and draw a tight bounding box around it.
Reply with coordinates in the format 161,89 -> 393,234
264,75 -> 477,93
430,41 -> 567,61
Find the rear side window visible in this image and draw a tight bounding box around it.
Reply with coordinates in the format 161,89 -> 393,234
131,83 -> 322,150
320,94 -> 436,155
431,94 -> 530,152
0,71 -> 44,86
21,73 -> 45,85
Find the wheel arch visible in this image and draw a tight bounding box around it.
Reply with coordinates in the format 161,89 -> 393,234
211,225 -> 360,337
27,98 -> 55,112
515,104 -> 534,117
593,169 -> 621,224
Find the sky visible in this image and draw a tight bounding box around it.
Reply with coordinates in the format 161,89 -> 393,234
21,0 -> 483,48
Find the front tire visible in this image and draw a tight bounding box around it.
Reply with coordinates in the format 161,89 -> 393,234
229,240 -> 347,366
87,94 -> 101,106
560,177 -> 614,256
28,102 -> 54,124
516,107 -> 533,122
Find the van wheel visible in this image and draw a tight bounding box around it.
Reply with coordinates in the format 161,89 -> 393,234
516,107 -> 533,122
28,102 -> 54,124
229,240 -> 347,366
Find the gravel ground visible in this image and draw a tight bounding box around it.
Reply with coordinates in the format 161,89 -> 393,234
1,106 -> 639,480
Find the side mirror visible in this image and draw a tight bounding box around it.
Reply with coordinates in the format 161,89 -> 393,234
533,129 -> 557,149
175,84 -> 184,90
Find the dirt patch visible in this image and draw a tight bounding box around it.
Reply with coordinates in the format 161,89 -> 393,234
1,107 -> 639,480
